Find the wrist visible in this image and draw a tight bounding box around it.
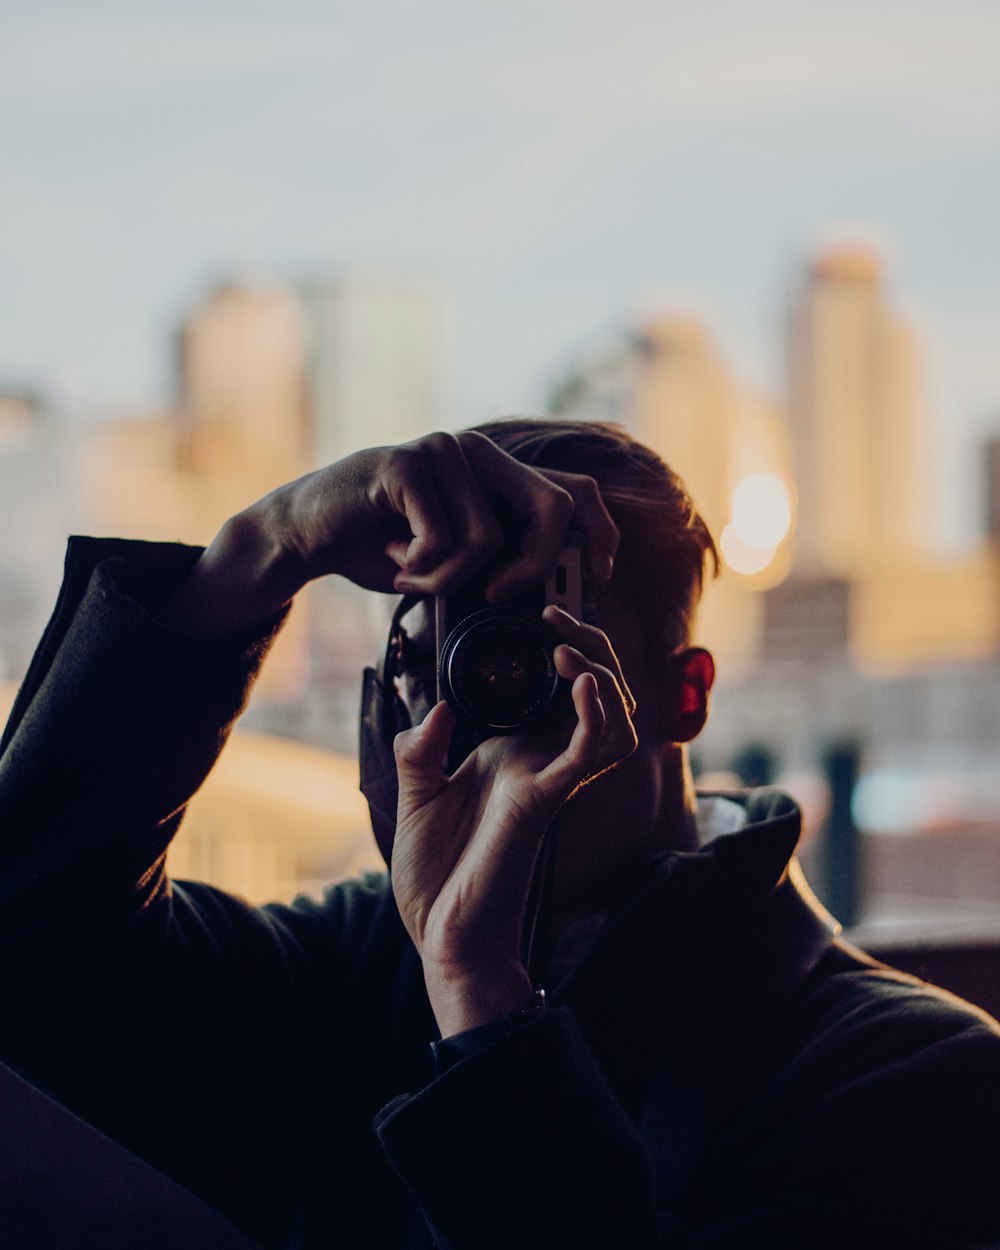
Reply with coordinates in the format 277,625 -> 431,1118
424,960 -> 536,1037
162,497 -> 308,637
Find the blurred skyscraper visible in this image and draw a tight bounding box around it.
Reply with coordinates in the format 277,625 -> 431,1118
984,434 -> 1000,549
0,389 -> 41,452
176,283 -> 309,491
551,316 -> 793,672
703,245 -> 1000,830
299,274 -> 452,467
0,391 -> 84,674
83,272 -> 455,731
553,317 -> 750,539
163,283 -> 309,699
781,245 -> 1000,671
631,317 -> 736,541
789,243 -> 926,577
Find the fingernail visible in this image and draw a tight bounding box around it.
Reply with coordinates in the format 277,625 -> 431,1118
545,603 -> 574,620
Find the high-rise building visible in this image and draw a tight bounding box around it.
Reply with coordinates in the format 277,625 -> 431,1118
631,317 -> 735,540
0,388 -> 42,453
170,284 -> 312,699
984,434 -> 1000,549
299,275 -> 452,468
552,317 -> 795,673
176,283 -> 308,490
0,390 -> 84,683
788,244 -> 926,577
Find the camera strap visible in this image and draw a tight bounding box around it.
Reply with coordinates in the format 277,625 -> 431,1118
520,818 -> 560,983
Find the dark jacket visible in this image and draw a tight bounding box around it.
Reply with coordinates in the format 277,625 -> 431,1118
1,538 -> 999,1249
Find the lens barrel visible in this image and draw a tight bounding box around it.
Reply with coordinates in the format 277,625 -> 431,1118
438,607 -> 562,732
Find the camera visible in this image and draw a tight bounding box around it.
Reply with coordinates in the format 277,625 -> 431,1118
434,532 -> 590,756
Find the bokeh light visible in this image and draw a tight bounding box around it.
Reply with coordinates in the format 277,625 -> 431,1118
730,473 -> 793,550
719,523 -> 777,575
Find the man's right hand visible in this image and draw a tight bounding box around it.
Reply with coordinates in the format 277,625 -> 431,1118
162,430 -> 619,637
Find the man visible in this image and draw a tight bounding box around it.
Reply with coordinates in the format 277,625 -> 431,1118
0,418 -> 998,1249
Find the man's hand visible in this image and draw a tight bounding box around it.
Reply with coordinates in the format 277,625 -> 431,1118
162,430 -> 618,637
390,608 -> 638,1038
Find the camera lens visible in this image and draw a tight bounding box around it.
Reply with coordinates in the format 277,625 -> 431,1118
439,607 -> 562,731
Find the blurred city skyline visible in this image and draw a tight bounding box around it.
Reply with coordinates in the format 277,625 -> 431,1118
4,236 -> 996,687
3,239 -> 998,922
3,1 -> 999,550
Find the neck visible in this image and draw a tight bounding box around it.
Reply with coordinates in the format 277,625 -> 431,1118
541,745 -> 701,943
652,745 -> 701,853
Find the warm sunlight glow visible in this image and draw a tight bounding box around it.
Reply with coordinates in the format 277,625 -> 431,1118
720,523 -> 777,576
730,473 -> 793,550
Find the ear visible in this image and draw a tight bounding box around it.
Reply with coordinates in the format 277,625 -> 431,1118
666,647 -> 715,744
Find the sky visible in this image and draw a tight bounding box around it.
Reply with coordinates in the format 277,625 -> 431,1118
3,0 -> 999,547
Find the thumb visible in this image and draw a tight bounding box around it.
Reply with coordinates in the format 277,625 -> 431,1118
393,700 -> 456,808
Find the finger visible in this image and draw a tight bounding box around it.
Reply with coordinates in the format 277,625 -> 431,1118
534,672 -> 607,804
554,643 -> 622,715
380,445 -> 456,577
543,604 -> 636,715
535,467 -> 619,585
393,700 -> 456,809
553,644 -> 638,769
457,432 -> 576,601
395,433 -> 504,592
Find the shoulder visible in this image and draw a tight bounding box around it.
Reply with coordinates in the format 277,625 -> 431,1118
713,941 -> 1000,1242
802,938 -> 1000,1053
771,939 -> 1000,1166
262,870 -> 398,951
167,870 -> 399,980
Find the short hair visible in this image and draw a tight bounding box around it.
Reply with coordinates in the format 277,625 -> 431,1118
472,416 -> 719,652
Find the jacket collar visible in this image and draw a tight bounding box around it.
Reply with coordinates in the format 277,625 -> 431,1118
553,790 -> 839,1175
556,788 -> 836,1006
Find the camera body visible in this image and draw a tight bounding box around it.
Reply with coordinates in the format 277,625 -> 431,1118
435,532 -> 590,767
358,533 -> 593,841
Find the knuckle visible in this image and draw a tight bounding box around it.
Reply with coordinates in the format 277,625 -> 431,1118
422,430 -> 461,457
584,658 -> 611,686
415,528 -> 452,559
576,624 -> 615,662
388,444 -> 425,478
545,486 -> 575,524
457,429 -> 489,453
392,727 -> 415,759
467,510 -> 505,545
467,517 -> 503,553
574,473 -> 600,502
581,621 -> 610,647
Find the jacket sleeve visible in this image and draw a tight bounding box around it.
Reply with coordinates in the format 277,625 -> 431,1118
0,536 -> 287,962
375,1007 -> 659,1249
375,1000 -> 1000,1250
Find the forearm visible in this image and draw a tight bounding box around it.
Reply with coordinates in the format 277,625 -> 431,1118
0,538 -> 287,954
376,1007 -> 658,1250
160,493 -> 308,638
